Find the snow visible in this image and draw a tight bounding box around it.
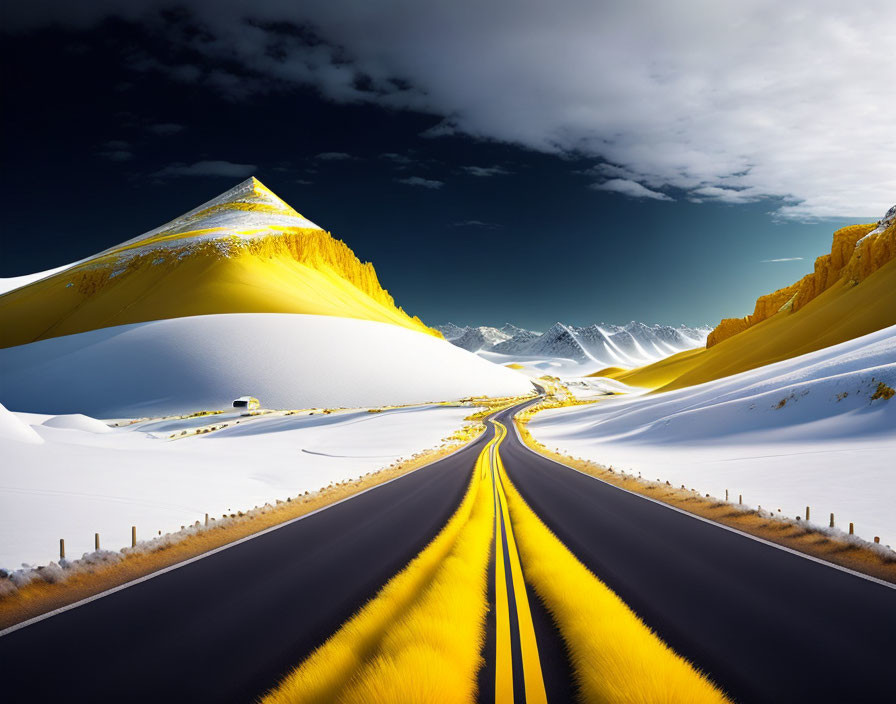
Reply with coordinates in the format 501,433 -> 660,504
0,313 -> 534,417
42,414 -> 112,433
0,403 -> 476,570
529,324 -> 896,547
0,404 -> 43,445
0,262 -> 77,295
446,321 -> 709,375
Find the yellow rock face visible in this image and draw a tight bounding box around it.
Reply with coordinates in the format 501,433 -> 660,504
616,215 -> 896,392
0,178 -> 437,349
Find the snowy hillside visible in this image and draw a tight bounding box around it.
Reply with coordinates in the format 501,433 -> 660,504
441,321 -> 709,375
0,313 -> 534,417
0,403 -> 477,570
529,324 -> 896,546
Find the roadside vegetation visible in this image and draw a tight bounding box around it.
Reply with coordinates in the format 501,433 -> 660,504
500,462 -> 730,703
263,432 -> 498,704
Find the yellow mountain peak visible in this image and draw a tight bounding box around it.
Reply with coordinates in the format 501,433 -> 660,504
0,180 -> 439,348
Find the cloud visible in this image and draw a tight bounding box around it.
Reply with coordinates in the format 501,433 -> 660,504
397,176 -> 444,189
461,165 -> 510,177
153,160 -> 256,178
315,151 -> 355,161
451,220 -> 502,229
148,122 -> 185,136
7,1 -> 895,218
591,179 -> 672,201
99,140 -> 133,161
761,257 -> 805,263
380,152 -> 415,166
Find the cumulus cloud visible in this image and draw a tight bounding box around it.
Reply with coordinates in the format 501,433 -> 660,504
397,176 -> 443,189
6,1 -> 894,218
153,160 -> 256,178
592,179 -> 672,201
461,165 -> 510,177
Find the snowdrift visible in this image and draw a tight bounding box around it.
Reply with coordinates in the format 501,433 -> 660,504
530,324 -> 896,546
0,313 -> 534,417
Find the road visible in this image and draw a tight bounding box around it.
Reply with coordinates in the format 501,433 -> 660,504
0,422 -> 495,702
2,397 -> 894,703
492,401 -> 896,703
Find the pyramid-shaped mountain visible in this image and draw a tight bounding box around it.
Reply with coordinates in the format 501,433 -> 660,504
0,177 -> 434,348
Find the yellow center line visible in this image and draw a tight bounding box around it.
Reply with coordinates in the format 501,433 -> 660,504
492,423 -> 515,703
492,420 -> 548,704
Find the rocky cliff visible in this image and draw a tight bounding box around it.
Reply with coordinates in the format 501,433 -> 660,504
707,206 -> 896,347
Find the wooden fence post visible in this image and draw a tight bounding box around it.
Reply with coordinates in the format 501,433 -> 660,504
725,489 -> 729,501
805,506 -> 810,521
830,513 -> 835,528
95,533 -> 100,551
205,513 -> 209,527
738,494 -> 742,505
849,522 -> 854,535
131,526 -> 137,547
60,538 -> 65,560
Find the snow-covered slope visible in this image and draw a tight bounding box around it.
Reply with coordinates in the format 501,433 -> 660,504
0,313 -> 534,417
529,324 -> 896,546
441,320 -> 709,374
0,403 -> 476,570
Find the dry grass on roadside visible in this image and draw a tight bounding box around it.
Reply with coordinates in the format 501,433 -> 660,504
0,423 -> 485,631
515,419 -> 896,584
262,440 -> 495,704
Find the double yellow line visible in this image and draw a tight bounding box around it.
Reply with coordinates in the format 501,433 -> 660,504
488,421 -> 548,704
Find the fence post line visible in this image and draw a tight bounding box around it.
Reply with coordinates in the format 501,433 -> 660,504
60,538 -> 65,560
131,526 -> 137,547
95,533 -> 100,551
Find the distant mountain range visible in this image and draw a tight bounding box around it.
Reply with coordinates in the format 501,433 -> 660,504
437,321 -> 710,370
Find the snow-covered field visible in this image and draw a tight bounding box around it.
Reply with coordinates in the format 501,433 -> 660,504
0,403 -> 475,571
0,313 -> 533,417
530,325 -> 896,547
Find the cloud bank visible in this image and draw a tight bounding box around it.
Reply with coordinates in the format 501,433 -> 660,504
6,0 -> 894,218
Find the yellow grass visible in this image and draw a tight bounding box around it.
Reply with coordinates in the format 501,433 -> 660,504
262,437 -> 496,704
498,463 -> 730,703
615,257 -> 896,392
0,228 -> 436,348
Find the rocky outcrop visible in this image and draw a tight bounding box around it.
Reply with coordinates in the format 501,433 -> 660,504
707,208 -> 896,348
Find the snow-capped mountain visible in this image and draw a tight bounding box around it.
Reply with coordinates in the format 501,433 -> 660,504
440,320 -> 710,373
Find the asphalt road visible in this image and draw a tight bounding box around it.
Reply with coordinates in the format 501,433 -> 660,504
0,422 -> 495,703
494,403 -> 896,703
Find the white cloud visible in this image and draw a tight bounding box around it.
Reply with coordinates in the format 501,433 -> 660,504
7,1 -> 895,218
592,179 -> 672,201
315,151 -> 355,161
461,165 -> 510,177
397,176 -> 444,189
761,257 -> 804,263
153,160 -> 256,178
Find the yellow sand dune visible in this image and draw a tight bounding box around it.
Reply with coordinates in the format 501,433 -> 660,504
0,179 -> 435,348
612,217 -> 896,392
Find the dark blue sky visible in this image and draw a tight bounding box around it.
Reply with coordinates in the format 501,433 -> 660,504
1,8 -> 885,331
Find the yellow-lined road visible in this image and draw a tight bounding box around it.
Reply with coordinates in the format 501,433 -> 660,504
490,421 -> 548,704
